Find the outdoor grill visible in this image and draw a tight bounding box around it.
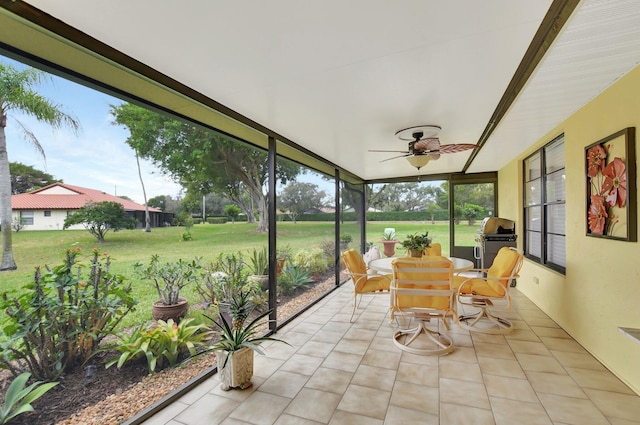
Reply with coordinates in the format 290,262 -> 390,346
475,217 -> 517,271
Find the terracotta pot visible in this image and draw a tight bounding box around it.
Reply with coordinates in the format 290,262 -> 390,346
216,346 -> 254,390
151,298 -> 188,321
380,240 -> 398,257
409,250 -> 423,258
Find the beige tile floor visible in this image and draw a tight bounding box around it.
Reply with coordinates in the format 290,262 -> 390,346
142,284 -> 640,425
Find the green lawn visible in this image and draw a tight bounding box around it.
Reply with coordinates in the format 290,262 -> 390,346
1,221 -> 479,327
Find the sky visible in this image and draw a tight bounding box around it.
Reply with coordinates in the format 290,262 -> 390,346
2,55 -> 339,206
3,55 -> 184,205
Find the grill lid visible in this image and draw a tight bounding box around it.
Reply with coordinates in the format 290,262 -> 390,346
480,217 -> 515,235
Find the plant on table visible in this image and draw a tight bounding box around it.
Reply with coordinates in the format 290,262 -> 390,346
400,230 -> 431,257
0,248 -> 137,380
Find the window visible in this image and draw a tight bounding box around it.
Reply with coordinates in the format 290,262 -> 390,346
44,210 -> 52,217
20,211 -> 34,225
523,135 -> 565,273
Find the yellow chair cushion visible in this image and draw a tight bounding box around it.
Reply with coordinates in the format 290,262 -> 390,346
393,256 -> 451,309
487,247 -> 520,293
422,243 -> 442,257
456,247 -> 520,297
457,277 -> 505,297
343,249 -> 390,293
343,249 -> 366,275
359,274 -> 392,292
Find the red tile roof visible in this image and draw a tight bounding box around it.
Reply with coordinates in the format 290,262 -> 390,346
11,183 -> 161,212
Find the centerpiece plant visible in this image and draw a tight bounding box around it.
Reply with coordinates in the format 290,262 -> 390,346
400,230 -> 432,257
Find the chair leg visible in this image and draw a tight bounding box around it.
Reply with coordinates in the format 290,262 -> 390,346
459,306 -> 513,334
392,320 -> 454,355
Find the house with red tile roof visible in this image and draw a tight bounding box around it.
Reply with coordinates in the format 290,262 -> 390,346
11,182 -> 169,231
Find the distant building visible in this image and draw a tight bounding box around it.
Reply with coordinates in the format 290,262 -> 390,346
11,182 -> 171,230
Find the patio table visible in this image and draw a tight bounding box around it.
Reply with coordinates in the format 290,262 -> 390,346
368,256 -> 474,274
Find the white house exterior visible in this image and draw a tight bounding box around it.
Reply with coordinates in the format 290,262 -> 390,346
11,183 -> 166,231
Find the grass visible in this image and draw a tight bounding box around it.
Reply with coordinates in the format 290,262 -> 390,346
1,221 -> 480,327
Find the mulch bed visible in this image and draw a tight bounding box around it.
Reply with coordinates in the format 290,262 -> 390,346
0,273 -> 339,425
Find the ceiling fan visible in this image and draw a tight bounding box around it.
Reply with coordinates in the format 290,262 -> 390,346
369,125 -> 478,170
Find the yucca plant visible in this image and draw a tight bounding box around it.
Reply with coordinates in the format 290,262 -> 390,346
0,373 -> 58,424
207,308 -> 289,369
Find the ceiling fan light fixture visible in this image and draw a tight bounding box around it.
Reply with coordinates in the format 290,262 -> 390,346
406,154 -> 430,170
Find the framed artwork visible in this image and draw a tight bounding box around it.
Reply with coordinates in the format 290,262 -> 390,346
585,127 -> 636,241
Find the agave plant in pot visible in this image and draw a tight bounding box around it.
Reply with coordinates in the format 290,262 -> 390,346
246,246 -> 269,290
134,254 -> 202,321
380,228 -> 399,257
208,290 -> 289,390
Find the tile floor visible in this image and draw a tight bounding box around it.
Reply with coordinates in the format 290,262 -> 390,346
141,284 -> 640,425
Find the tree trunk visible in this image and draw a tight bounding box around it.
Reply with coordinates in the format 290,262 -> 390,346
135,151 -> 151,232
0,122 -> 17,270
255,193 -> 268,233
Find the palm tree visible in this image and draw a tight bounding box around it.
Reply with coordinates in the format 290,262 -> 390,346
135,149 -> 151,232
0,62 -> 80,271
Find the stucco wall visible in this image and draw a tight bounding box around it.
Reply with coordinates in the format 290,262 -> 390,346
11,210 -> 84,231
499,64 -> 640,394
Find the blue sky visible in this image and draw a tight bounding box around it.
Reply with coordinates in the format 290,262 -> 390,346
3,55 -> 183,205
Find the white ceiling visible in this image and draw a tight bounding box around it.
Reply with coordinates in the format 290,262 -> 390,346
17,0 -> 640,180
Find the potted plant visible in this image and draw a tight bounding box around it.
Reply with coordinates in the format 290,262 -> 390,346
201,252 -> 247,325
340,233 -> 353,251
208,290 -> 289,391
380,228 -> 399,257
246,247 -> 269,290
276,244 -> 292,275
134,255 -> 202,321
400,231 -> 431,257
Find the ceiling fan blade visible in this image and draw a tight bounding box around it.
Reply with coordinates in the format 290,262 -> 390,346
414,138 -> 440,152
380,153 -> 411,162
369,149 -> 411,153
438,143 -> 478,154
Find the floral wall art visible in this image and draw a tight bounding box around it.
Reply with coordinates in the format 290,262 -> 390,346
585,127 -> 636,241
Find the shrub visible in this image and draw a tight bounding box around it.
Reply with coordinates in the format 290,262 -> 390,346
0,248 -> 137,381
277,265 -> 314,296
319,238 -> 335,259
105,318 -> 211,373
292,248 -> 328,276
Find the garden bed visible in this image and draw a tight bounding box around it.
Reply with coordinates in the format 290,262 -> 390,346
1,276 -> 338,425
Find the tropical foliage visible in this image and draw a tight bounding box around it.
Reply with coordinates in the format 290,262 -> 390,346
0,61 -> 80,271
105,318 -> 210,373
110,103 -> 302,232
0,372 -> 58,424
0,248 -> 136,380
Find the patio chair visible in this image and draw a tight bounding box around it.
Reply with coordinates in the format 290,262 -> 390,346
341,249 -> 392,322
455,247 -> 524,334
390,257 -> 456,355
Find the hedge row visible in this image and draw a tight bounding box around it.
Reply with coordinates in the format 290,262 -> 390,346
276,210 -> 450,222
192,210 -> 451,224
